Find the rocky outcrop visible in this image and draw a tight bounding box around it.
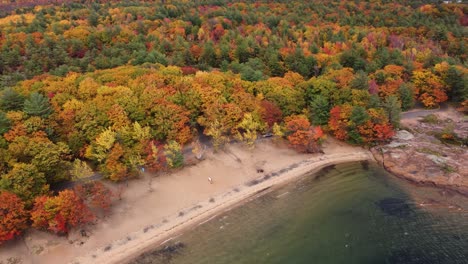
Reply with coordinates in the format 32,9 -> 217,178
372,111 -> 468,196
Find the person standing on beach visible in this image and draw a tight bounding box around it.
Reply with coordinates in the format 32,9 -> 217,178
208,177 -> 213,184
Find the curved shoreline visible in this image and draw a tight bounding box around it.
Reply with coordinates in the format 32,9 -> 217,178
370,149 -> 468,197
377,164 -> 468,197
71,151 -> 373,264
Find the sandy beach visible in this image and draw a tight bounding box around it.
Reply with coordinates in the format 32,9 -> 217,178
0,139 -> 372,264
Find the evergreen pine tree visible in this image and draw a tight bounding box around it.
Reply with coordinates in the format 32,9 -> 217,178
383,95 -> 401,128
0,88 -> 25,111
398,84 -> 414,111
23,92 -> 52,118
0,111 -> 10,135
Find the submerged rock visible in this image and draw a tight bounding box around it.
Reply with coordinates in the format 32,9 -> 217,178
376,197 -> 413,217
133,242 -> 185,264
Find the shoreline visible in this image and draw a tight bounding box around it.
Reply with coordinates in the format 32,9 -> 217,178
371,149 -> 468,197
380,106 -> 468,197
72,151 -> 372,264
377,162 -> 468,197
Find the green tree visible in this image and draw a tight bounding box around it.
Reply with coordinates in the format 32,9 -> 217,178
27,141 -> 72,183
398,83 -> 414,111
200,41 -> 216,67
265,49 -> 285,77
383,95 -> 401,128
23,92 -> 53,117
0,149 -> 10,175
348,129 -> 364,145
368,94 -> 382,109
0,163 -> 49,204
304,78 -> 337,102
0,111 -> 10,135
240,65 -> 264,81
340,48 -> 366,71
446,67 -> 467,102
309,95 -> 330,125
235,39 -> 250,63
0,88 -> 25,111
284,46 -> 316,78
350,71 -> 369,90
88,11 -> 99,27
350,106 -> 369,126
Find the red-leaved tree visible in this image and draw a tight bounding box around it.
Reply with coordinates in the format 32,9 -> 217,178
328,105 -> 351,141
0,191 -> 29,244
260,100 -> 283,128
144,140 -> 167,173
74,182 -> 114,214
285,115 -> 324,153
31,190 -> 94,234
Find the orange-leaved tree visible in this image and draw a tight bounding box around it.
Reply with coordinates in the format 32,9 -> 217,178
144,140 -> 167,173
285,115 -> 324,153
328,105 -> 352,141
329,105 -> 395,144
31,190 -> 94,234
0,191 -> 29,244
412,69 -> 448,108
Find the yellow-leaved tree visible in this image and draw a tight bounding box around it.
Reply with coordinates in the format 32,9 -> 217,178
235,113 -> 266,148
164,141 -> 184,168
86,128 -> 116,163
70,159 -> 94,181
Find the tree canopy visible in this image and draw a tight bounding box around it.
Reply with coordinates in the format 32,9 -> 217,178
0,0 -> 467,243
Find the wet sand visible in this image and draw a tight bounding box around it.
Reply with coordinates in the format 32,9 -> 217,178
0,139 -> 371,264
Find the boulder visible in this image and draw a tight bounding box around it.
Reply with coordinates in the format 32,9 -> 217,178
393,130 -> 414,141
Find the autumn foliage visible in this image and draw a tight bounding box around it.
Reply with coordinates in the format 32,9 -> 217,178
329,105 -> 395,144
328,105 -> 352,141
0,191 -> 29,244
0,0 -> 467,243
285,115 -> 325,153
144,140 -> 167,173
74,182 -> 114,214
31,190 -> 94,234
260,100 -> 283,128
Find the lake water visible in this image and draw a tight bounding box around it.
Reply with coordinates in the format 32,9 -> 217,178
132,162 -> 468,264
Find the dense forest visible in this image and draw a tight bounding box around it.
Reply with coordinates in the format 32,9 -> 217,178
0,0 -> 467,243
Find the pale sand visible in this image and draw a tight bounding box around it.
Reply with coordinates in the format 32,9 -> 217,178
0,139 -> 372,264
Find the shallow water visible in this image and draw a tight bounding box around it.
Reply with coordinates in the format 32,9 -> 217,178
132,162 -> 468,264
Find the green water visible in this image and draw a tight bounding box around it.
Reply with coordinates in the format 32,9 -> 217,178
133,162 -> 468,264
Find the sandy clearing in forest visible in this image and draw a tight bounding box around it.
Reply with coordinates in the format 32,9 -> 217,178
0,139 -> 371,264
